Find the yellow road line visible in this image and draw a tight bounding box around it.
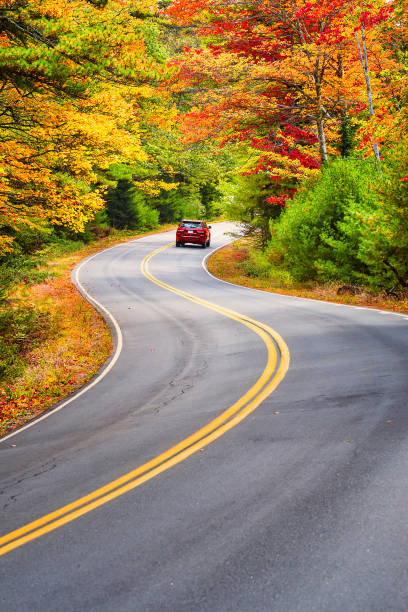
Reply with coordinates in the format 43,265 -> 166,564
0,242 -> 290,557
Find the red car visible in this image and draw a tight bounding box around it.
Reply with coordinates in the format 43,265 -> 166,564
176,219 -> 211,248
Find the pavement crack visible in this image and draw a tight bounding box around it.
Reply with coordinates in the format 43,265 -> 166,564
1,459 -> 58,509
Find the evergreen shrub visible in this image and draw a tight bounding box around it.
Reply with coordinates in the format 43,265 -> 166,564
269,159 -> 380,285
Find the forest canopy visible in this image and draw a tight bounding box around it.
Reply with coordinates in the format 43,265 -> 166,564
1,0 -> 408,290
162,0 -> 408,290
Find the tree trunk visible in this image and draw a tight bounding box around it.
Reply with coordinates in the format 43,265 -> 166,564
337,51 -> 354,157
356,24 -> 381,169
316,112 -> 328,164
383,259 -> 407,288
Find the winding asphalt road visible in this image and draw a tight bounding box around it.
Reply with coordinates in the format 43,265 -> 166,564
1,223 -> 408,611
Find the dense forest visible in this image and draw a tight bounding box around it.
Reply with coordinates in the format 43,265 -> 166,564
1,1 -> 408,419
0,0 -> 230,402
0,0 -> 230,269
165,0 -> 408,294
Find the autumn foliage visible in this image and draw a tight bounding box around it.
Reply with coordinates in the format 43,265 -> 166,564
0,0 -> 176,254
4,0 -> 407,251
165,0 -> 407,201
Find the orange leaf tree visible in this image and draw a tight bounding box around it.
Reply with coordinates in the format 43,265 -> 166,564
165,0 -> 397,208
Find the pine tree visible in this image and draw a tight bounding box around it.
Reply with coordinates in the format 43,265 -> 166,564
105,180 -> 140,230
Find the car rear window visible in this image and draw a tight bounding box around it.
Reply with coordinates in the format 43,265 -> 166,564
180,221 -> 201,228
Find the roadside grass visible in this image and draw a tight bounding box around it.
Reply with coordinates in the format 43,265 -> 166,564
0,226 -> 175,437
207,239 -> 408,314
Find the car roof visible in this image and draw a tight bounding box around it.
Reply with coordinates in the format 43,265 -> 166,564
181,219 -> 203,223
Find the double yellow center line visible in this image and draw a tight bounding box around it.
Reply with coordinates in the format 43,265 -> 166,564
0,242 -> 290,557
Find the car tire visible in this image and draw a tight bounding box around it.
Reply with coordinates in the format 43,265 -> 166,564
206,240 -> 211,247
176,241 -> 181,247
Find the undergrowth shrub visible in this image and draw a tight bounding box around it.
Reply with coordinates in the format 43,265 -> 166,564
269,159 -> 380,285
0,254 -> 51,297
0,226 -> 89,383
350,141 -> 408,291
0,306 -> 50,382
238,247 -> 294,287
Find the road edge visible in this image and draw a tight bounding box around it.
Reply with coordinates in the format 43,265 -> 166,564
202,243 -> 408,321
